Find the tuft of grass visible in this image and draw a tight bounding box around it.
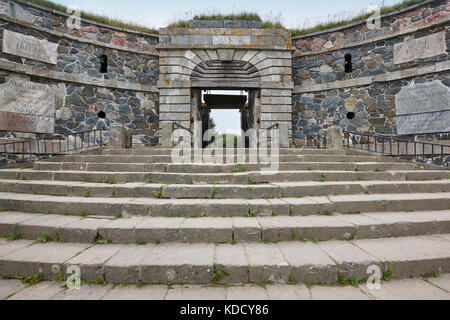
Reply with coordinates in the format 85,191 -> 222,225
37,234 -> 51,243
136,240 -> 146,245
210,187 -> 217,199
383,266 -> 394,281
232,168 -> 248,173
27,0 -> 159,34
290,0 -> 427,37
193,12 -> 261,21
314,173 -> 327,183
104,177 -> 116,185
7,232 -> 21,241
246,206 -> 255,218
94,235 -> 111,245
153,186 -> 164,199
83,188 -> 90,198
212,267 -> 230,282
23,274 -> 44,286
421,270 -> 442,279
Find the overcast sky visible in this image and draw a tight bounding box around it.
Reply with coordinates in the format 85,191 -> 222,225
53,0 -> 405,133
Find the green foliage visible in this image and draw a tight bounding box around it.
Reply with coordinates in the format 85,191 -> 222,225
27,0 -> 159,34
37,234 -> 51,243
83,188 -> 90,198
383,266 -> 394,281
314,173 -> 327,182
104,177 -> 116,185
194,12 -> 261,21
290,0 -> 426,37
23,274 -> 44,286
7,232 -> 21,241
212,267 -> 229,282
153,186 -> 164,199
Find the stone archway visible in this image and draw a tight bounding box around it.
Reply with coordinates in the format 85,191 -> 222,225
157,24 -> 294,148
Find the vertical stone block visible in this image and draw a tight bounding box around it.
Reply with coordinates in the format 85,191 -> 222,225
109,124 -> 132,149
161,121 -> 174,148
326,126 -> 344,150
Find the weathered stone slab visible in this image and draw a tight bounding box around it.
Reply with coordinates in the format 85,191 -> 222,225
8,281 -> 64,300
394,32 -> 446,65
101,285 -> 168,300
2,29 -> 58,64
396,111 -> 450,135
396,80 -> 450,115
0,279 -> 25,299
395,81 -> 450,133
0,79 -> 56,133
166,285 -> 227,300
360,278 -> 450,300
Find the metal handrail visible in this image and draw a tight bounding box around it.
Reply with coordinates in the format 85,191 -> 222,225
344,130 -> 450,168
0,129 -> 106,164
173,122 -> 192,134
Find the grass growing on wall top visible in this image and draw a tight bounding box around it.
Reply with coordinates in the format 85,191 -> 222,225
25,0 -> 160,34
290,0 -> 427,37
193,12 -> 262,21
25,0 -> 428,36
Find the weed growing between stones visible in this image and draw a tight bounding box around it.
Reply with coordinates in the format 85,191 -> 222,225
22,274 -> 44,286
37,234 -> 51,243
7,232 -> 21,241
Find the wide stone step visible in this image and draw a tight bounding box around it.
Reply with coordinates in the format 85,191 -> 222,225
3,275 -> 450,300
0,235 -> 448,284
33,161 -> 417,173
0,179 -> 449,199
1,210 -> 449,244
0,192 -> 448,217
94,148 -> 347,156
55,154 -> 394,164
1,169 -> 447,184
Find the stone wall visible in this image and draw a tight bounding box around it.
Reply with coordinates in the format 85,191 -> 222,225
0,0 -> 160,146
292,0 -> 450,146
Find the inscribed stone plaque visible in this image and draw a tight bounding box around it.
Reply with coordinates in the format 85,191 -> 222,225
0,79 -> 56,133
394,32 -> 446,65
2,29 -> 58,64
395,80 -> 450,135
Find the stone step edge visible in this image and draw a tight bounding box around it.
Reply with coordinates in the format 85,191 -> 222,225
3,274 -> 449,300
0,210 -> 449,244
0,178 -> 449,199
1,170 -> 448,185
0,192 -> 449,217
0,234 -> 448,285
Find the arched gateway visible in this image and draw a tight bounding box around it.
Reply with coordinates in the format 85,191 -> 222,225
157,21 -> 294,148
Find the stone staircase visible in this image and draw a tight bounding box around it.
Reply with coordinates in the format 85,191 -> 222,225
0,148 -> 449,286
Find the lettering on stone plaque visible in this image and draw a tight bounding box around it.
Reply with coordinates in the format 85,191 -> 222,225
0,79 -> 56,133
394,31 -> 446,65
2,29 -> 58,64
395,80 -> 450,135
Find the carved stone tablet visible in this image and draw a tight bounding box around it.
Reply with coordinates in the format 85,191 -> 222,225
0,79 -> 56,133
2,29 -> 58,65
394,32 -> 446,65
395,80 -> 450,135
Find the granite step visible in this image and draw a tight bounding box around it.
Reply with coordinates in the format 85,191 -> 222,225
3,275 -> 450,300
93,148 -> 347,156
1,169 -> 447,184
0,234 -> 448,285
50,154 -> 396,164
0,210 -> 449,244
0,179 -> 449,199
33,161 -> 417,173
0,192 -> 449,217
